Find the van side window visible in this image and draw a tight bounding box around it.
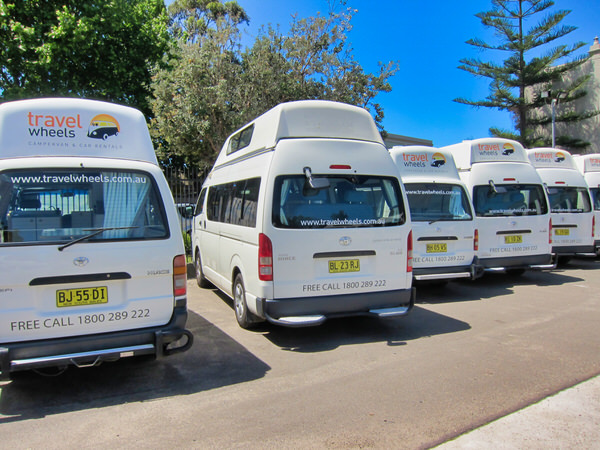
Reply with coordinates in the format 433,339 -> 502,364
206,177 -> 261,227
194,188 -> 207,216
227,125 -> 254,155
206,185 -> 224,222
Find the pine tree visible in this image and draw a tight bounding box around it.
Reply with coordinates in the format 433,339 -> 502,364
455,0 -> 598,149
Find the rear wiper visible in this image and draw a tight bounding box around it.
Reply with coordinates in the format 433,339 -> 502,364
58,227 -> 138,251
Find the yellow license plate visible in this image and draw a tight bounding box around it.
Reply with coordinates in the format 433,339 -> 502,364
426,243 -> 447,253
555,228 -> 570,236
329,259 -> 360,273
504,235 -> 523,244
56,286 -> 108,308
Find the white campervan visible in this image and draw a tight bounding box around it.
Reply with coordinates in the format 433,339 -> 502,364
442,138 -> 553,274
389,146 -> 481,281
0,98 -> 192,379
192,100 -> 415,328
528,148 -> 594,259
574,153 -> 600,254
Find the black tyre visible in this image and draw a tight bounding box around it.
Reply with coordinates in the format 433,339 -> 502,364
557,256 -> 572,266
194,251 -> 211,288
233,273 -> 256,329
506,268 -> 526,276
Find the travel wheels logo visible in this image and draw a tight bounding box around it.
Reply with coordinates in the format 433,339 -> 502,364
431,152 -> 447,168
502,143 -> 515,155
87,114 -> 120,140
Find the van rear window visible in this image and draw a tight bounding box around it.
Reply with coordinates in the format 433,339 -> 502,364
405,182 -> 472,222
590,188 -> 600,211
473,184 -> 548,217
0,169 -> 168,244
272,175 -> 406,228
546,186 -> 592,213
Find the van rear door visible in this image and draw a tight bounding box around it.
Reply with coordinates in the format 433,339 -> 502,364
0,163 -> 182,344
268,172 -> 411,299
472,182 -> 550,263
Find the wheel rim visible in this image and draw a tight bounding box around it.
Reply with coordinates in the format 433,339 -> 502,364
234,281 -> 245,318
195,254 -> 201,279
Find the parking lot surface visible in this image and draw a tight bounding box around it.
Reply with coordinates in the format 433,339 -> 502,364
1,258 -> 600,449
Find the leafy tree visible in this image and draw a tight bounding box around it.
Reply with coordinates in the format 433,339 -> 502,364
151,1 -> 399,169
0,0 -> 170,115
455,0 -> 598,149
151,0 -> 248,168
168,0 -> 248,44
241,8 -> 398,127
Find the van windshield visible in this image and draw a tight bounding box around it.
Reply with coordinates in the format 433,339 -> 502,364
0,168 -> 168,245
404,182 -> 472,222
272,175 -> 406,228
546,186 -> 592,213
473,184 -> 548,217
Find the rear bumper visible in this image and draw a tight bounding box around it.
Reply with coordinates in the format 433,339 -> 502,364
413,258 -> 483,281
0,305 -> 192,380
480,253 -> 555,271
258,288 -> 415,327
552,244 -> 596,255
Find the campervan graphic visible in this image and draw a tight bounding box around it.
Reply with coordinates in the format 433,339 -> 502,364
502,143 -> 515,155
87,114 -> 120,140
555,152 -> 566,163
431,152 -> 446,167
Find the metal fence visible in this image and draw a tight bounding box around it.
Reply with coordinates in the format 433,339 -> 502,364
162,166 -> 209,250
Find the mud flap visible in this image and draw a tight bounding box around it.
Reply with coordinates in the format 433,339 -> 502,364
155,329 -> 194,358
0,347 -> 9,381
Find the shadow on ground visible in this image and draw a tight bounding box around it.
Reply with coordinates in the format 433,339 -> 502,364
0,310 -> 270,423
240,305 -> 469,353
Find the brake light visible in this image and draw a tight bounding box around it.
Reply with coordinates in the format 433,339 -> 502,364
503,178 -> 516,182
407,230 -> 413,273
330,164 -> 352,170
474,229 -> 479,251
549,218 -> 553,244
259,233 -> 273,281
173,254 -> 187,297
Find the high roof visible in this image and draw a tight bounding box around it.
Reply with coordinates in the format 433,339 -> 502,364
0,98 -> 157,164
213,100 -> 384,168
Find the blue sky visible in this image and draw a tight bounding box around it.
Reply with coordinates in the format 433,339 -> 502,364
232,0 -> 600,147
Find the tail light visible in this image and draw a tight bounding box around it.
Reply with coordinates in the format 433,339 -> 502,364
173,254 -> 187,297
330,164 -> 352,170
407,230 -> 413,273
474,229 -> 479,251
259,233 -> 273,281
549,218 -> 553,244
